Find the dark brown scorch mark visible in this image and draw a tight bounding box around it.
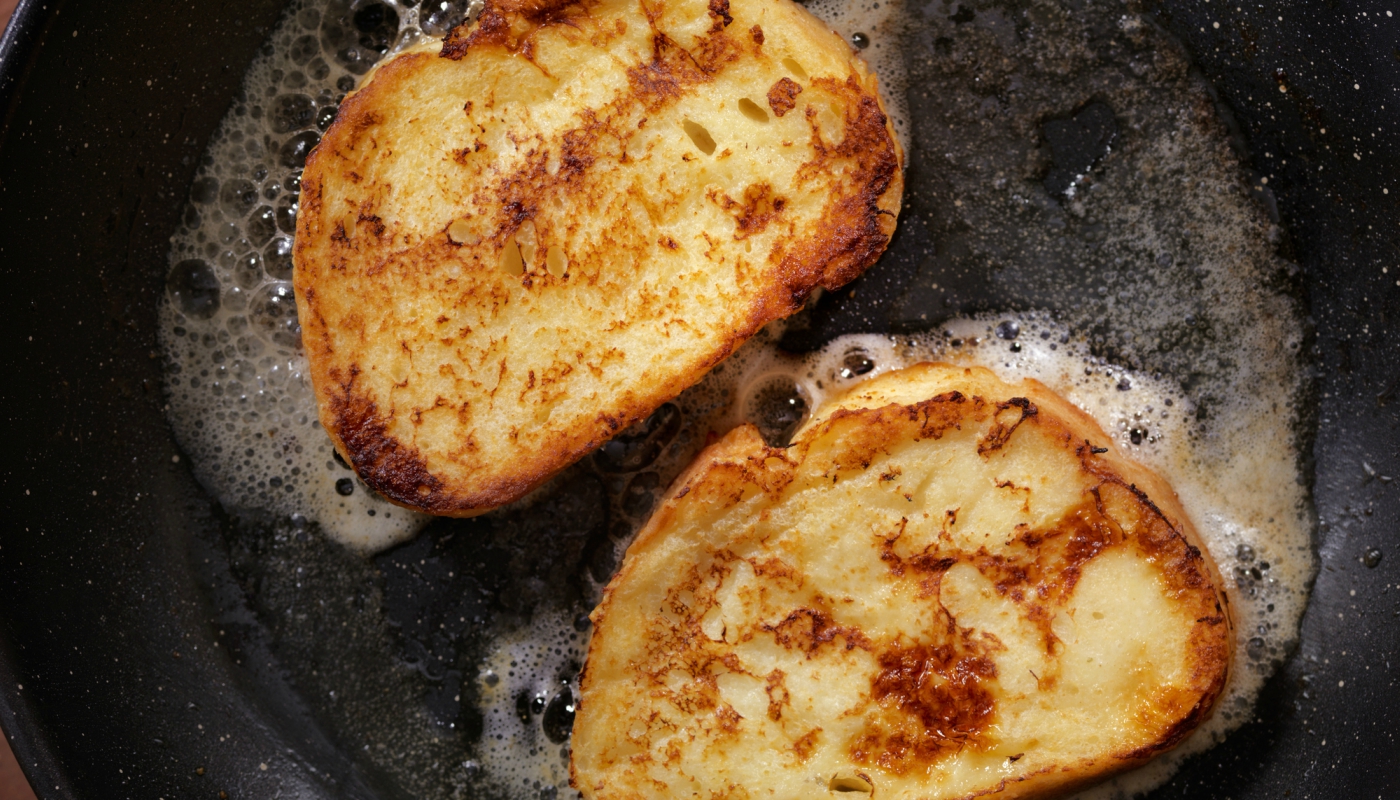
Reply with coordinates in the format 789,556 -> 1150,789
708,0 -> 734,30
711,182 -> 787,239
626,33 -> 713,111
767,76 -> 802,117
328,366 -> 450,510
440,19 -> 474,59
761,77 -> 899,316
911,390 -> 973,439
977,397 -> 1038,455
792,728 -> 821,762
763,607 -> 870,656
764,669 -> 789,721
851,494 -> 1134,770
850,643 -> 998,775
441,0 -> 587,59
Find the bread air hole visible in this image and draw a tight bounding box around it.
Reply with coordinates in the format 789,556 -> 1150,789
683,119 -> 717,155
829,773 -> 873,793
781,57 -> 808,80
447,218 -> 481,245
500,238 -> 524,276
517,220 -> 539,267
737,97 -> 769,122
546,245 -> 568,277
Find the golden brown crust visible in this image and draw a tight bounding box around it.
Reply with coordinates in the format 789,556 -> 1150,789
573,364 -> 1233,800
294,0 -> 904,515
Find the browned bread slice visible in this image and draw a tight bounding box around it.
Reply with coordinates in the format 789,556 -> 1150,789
572,363 -> 1233,800
293,0 -> 903,515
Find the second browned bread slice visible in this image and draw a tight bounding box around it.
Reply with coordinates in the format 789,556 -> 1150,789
572,364 -> 1233,800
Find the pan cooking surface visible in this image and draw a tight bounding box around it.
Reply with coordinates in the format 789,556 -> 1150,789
157,0 -> 1315,795
1,0 -> 1396,798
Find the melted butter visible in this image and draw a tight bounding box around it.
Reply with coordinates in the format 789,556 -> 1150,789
473,608 -> 587,792
161,0 -> 433,552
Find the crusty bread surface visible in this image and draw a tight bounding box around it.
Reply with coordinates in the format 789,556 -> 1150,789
572,363 -> 1233,800
293,0 -> 903,515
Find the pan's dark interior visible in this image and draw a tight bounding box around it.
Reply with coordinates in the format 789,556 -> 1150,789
0,0 -> 1396,797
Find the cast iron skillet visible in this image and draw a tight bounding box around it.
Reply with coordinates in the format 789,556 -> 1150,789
0,0 -> 1395,797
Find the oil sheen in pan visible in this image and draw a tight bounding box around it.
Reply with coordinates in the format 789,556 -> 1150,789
157,0 -> 1313,798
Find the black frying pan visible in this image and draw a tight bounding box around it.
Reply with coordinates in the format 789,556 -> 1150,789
0,0 -> 1396,797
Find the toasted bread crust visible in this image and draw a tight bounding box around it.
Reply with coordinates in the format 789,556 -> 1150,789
573,365 -> 1232,800
294,0 -> 903,515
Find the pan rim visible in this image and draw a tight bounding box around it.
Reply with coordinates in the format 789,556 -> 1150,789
1,4 -> 132,798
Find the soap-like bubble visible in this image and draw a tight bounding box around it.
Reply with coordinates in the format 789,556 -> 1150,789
219,178 -> 260,218
741,374 -> 809,446
264,237 -> 295,280
278,131 -> 320,169
269,93 -> 317,133
247,205 -> 278,245
248,282 -> 303,348
168,259 -> 223,319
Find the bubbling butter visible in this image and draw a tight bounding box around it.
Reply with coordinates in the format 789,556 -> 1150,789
161,0 -> 435,551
